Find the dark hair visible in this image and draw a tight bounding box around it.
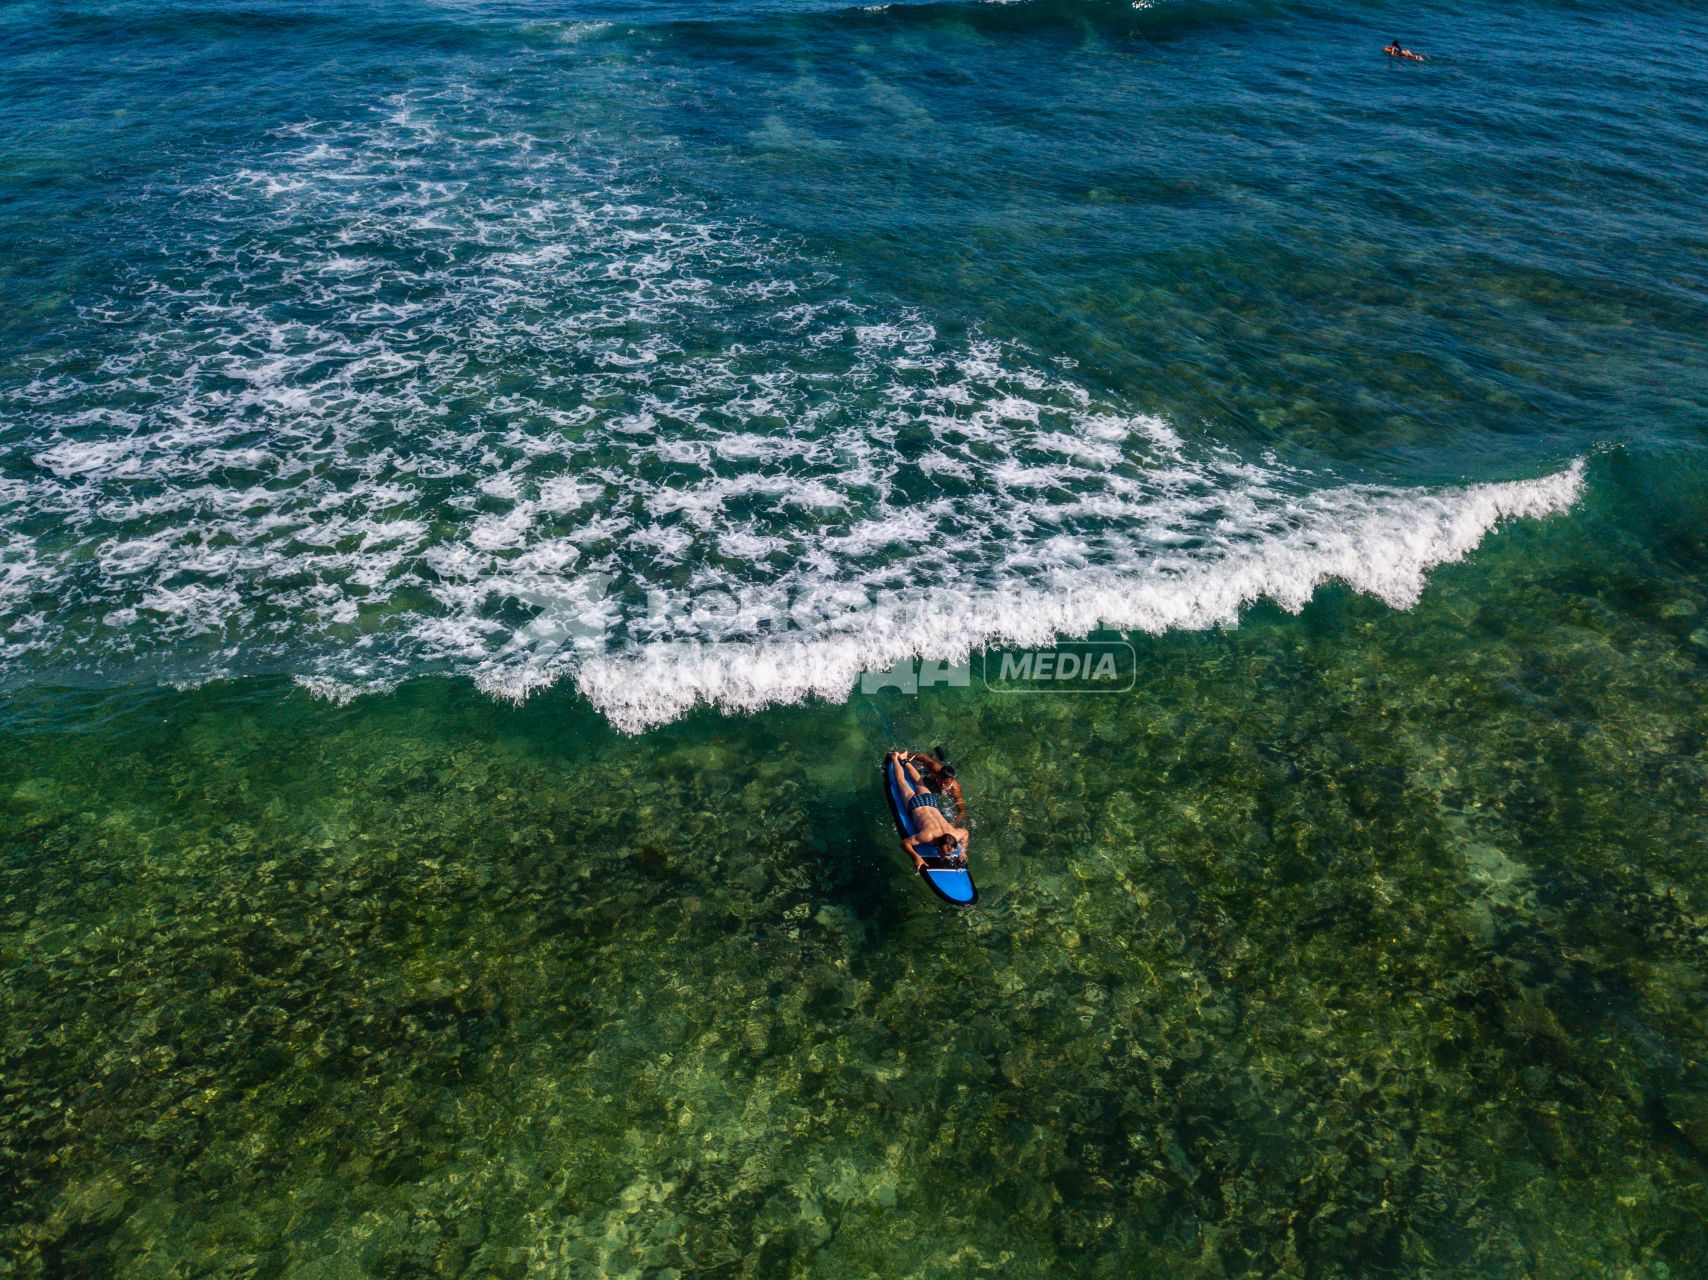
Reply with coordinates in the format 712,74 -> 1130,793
940,765 -> 957,779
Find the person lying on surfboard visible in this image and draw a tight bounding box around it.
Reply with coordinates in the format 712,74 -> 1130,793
903,748 -> 966,822
886,751 -> 970,871
1383,39 -> 1427,61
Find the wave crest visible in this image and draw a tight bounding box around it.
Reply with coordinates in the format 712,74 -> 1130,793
564,461 -> 1584,731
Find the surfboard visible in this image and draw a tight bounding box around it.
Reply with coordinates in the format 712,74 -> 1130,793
882,755 -> 978,907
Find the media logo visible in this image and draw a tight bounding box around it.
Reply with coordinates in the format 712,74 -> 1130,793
981,640 -> 1136,693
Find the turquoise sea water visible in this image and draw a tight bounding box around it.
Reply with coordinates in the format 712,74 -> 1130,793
3,0 -> 1708,1275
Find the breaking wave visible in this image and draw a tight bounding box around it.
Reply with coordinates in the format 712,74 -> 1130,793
0,88 -> 1583,730
572,462 -> 1584,731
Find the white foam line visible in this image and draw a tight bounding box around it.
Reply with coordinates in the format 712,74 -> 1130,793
566,462 -> 1585,733
294,673 -> 400,705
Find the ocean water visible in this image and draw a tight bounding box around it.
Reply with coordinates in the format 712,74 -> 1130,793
2,0 -> 1707,1275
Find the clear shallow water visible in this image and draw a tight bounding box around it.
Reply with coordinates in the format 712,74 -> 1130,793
2,0 -> 1707,1276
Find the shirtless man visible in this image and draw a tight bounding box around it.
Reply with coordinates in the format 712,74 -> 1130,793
904,749 -> 966,822
887,751 -> 970,871
1384,39 -> 1427,61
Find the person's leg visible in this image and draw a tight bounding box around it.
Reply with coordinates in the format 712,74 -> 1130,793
891,754 -> 919,802
900,757 -> 928,790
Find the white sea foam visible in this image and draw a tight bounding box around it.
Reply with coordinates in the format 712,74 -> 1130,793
1,87 -> 1586,725
573,462 -> 1585,732
294,674 -> 398,705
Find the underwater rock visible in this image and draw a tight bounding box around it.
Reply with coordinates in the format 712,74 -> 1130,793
48,1170 -> 130,1230
281,1254 -> 367,1280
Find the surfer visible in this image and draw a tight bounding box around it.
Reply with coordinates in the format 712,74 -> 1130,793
1384,39 -> 1427,61
886,751 -> 970,871
904,748 -> 966,821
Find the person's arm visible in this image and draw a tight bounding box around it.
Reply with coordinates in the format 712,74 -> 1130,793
901,833 -> 927,869
944,778 -> 966,818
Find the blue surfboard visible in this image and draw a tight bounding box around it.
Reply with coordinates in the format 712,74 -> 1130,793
882,755 -> 978,907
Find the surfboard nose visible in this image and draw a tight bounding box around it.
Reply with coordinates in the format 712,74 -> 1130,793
924,868 -> 977,904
